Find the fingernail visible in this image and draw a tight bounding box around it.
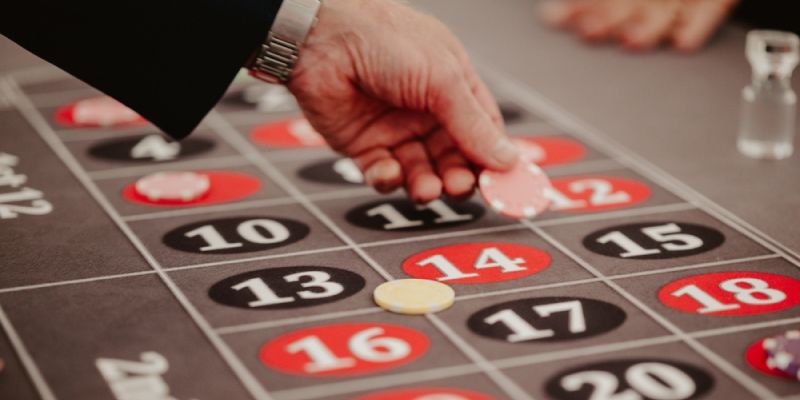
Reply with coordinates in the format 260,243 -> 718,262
364,160 -> 400,186
491,138 -> 520,167
364,164 -> 382,186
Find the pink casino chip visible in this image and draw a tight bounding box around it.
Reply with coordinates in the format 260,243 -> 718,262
478,161 -> 553,219
134,171 -> 210,202
56,96 -> 145,128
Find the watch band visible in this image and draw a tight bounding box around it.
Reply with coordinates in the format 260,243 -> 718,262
249,0 -> 321,84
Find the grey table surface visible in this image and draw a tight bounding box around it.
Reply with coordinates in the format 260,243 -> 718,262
419,0 -> 800,256
1,0 -> 798,254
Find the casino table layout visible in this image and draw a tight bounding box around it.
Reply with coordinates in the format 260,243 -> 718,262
2,1 -> 800,399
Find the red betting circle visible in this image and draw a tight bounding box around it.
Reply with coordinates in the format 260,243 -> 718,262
548,176 -> 651,213
54,96 -> 147,128
745,337 -> 797,380
250,117 -> 327,148
260,323 -> 429,377
122,171 -> 262,207
355,387 -> 495,400
513,136 -> 587,167
658,271 -> 800,316
402,242 -> 551,284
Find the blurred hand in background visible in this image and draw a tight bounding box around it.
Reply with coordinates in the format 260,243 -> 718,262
539,0 -> 740,52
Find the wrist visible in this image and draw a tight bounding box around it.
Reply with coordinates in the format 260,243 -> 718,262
247,0 -> 322,84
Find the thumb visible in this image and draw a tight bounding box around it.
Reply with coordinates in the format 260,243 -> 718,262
430,75 -> 519,170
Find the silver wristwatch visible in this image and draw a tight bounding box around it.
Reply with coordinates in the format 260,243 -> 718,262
248,0 -> 321,84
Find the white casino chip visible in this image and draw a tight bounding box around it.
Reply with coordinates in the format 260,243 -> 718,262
373,279 -> 455,315
135,171 -> 210,202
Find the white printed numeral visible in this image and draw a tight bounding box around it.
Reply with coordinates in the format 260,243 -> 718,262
561,362 -> 696,400
484,300 -> 585,342
232,271 -> 344,307
130,135 -> 180,161
0,170 -> 26,188
0,152 -> 53,219
185,219 -> 290,251
417,247 -> 526,281
0,200 -> 53,219
546,179 -> 630,210
672,278 -> 787,314
96,352 -> 176,400
596,223 -> 703,258
287,327 -> 411,373
366,200 -> 473,230
0,188 -> 53,219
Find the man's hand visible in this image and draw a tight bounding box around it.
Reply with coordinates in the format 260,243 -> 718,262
539,0 -> 739,52
287,0 -> 519,203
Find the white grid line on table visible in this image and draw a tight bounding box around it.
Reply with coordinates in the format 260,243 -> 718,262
597,252 -> 781,280
0,270 -> 158,295
0,305 -> 57,400
490,66 -> 800,397
120,186 -> 375,222
23,87 -> 103,107
690,316 -> 800,339
491,333 -> 681,371
271,314 -> 800,400
8,69 -> 795,272
0,201 -> 710,296
61,200 -> 702,281
206,110 -> 533,400
122,196 -> 300,222
6,65 -> 66,85
301,186 -> 376,201
165,245 -> 354,273
456,253 -> 782,302
216,307 -> 385,335
528,223 -> 779,399
53,127 -> 163,142
272,363 -> 485,400
0,83 -> 780,398
82,160 -> 626,220
218,110 -> 300,126
6,79 -> 274,400
206,112 -> 394,281
4,71 -> 796,400
0,82 -> 10,109
526,202 -> 697,227
489,67 -> 800,277
119,190 -> 690,237
213,252 -> 780,336
0,203 -> 775,297
86,155 -> 252,180
245,148 -> 339,163
425,313 -> 535,400
354,202 -> 694,249
0,77 -> 15,102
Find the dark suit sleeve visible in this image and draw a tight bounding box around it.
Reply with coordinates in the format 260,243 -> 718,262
1,0 -> 283,139
733,1 -> 800,34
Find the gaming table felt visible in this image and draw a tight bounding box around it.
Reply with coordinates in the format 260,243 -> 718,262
1,1 -> 800,399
